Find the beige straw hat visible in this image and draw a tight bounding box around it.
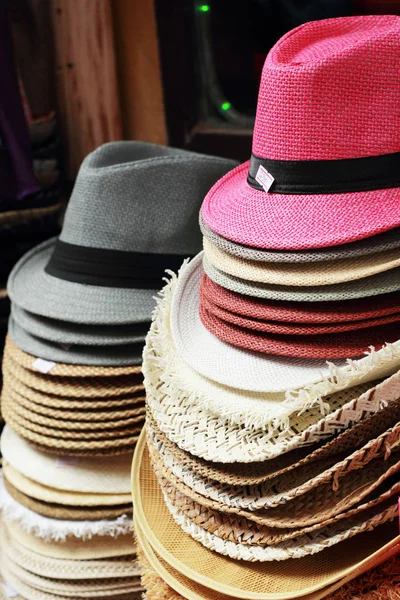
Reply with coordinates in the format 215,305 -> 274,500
4,336 -> 142,377
146,346 -> 400,462
3,463 -> 132,507
147,421 -> 400,512
4,521 -> 135,560
1,427 -> 133,494
146,392 -> 400,486
203,238 -> 400,286
135,517 -> 400,600
3,476 -> 132,521
132,430 -> 399,598
0,524 -> 140,580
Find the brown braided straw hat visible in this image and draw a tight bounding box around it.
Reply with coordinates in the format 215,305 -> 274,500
132,430 -> 399,598
146,391 -> 400,487
204,237 -> 400,287
3,463 -> 132,507
148,431 -> 400,526
135,516 -> 400,600
0,202 -> 62,228
4,336 -> 143,377
5,521 -> 136,561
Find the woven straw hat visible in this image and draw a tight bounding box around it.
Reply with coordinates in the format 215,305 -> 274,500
204,256 -> 400,302
8,318 -> 145,366
170,256 -> 400,392
200,214 -> 400,264
201,275 -> 400,325
147,391 -> 400,487
199,303 -> 400,360
204,238 -> 400,287
4,336 -> 142,377
4,521 -> 135,560
8,142 -> 236,326
132,430 -> 400,598
135,517 -> 400,600
201,16 -> 400,251
12,304 -> 149,346
1,426 -> 133,494
201,290 -> 400,336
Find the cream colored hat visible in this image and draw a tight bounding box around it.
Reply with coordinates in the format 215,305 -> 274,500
204,237 -> 400,286
132,429 -> 399,599
1,427 -> 132,494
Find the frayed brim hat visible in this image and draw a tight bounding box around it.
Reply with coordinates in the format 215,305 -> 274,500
200,214 -> 400,264
1,426 -> 133,494
4,336 -> 142,377
132,430 -> 400,598
204,256 -> 400,303
204,237 -> 400,286
8,317 -> 145,366
171,255 -> 400,392
201,17 -> 400,251
200,275 -> 400,324
11,304 -> 149,346
8,142 -> 237,325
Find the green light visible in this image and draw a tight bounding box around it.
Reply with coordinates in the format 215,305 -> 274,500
199,4 -> 210,12
221,102 -> 231,111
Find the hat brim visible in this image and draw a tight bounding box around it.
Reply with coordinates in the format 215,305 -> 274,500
8,318 -> 144,366
171,255 -> 400,392
8,238 -> 158,325
199,214 -> 400,264
203,256 -> 400,302
11,305 -> 149,346
201,161 -> 400,250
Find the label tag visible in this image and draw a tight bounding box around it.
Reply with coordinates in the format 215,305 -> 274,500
56,457 -> 79,468
2,583 -> 19,598
33,358 -> 56,374
255,165 -> 275,192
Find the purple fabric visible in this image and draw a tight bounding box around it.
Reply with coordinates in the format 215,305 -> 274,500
0,1 -> 39,203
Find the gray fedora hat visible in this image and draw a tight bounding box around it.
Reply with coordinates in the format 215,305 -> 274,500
11,304 -> 149,347
203,256 -> 400,302
200,214 -> 400,264
8,142 -> 237,325
8,318 -> 144,366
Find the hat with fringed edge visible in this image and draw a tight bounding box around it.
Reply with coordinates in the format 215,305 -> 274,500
201,16 -> 400,251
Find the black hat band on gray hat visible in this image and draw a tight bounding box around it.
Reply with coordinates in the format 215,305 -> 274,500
45,240 -> 191,289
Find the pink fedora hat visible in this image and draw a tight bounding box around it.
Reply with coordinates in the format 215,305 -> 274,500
201,16 -> 400,250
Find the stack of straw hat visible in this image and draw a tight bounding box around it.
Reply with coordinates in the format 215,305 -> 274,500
134,15 -> 400,600
0,141 -> 236,599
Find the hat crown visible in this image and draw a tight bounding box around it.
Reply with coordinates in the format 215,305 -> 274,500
60,142 -> 237,254
253,15 -> 400,161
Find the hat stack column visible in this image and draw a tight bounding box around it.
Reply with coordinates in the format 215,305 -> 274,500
0,141 -> 237,599
134,16 -> 400,600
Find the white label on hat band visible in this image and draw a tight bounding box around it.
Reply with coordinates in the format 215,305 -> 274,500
33,358 -> 56,373
255,165 -> 275,192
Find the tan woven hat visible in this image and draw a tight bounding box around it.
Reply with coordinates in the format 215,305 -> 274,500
146,392 -> 400,487
203,238 -> 400,287
4,521 -> 135,560
1,426 -> 133,494
132,430 -> 399,598
3,476 -> 132,521
4,336 -> 142,377
3,463 -> 132,507
135,518 -> 400,600
1,525 -> 140,580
